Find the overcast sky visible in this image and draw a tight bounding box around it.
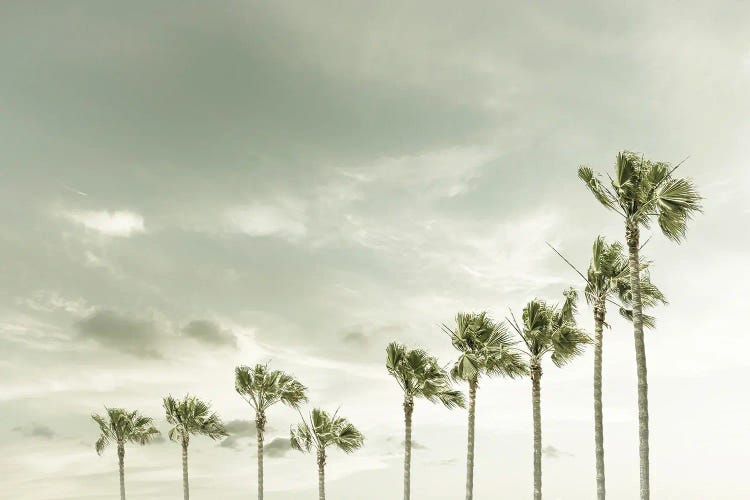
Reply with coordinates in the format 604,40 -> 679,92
1,1 -> 749,499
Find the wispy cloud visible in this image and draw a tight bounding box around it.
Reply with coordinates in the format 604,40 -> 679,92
224,200 -> 307,240
64,210 -> 145,237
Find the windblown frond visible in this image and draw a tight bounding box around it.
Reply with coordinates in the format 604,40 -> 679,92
386,341 -> 466,409
163,394 -> 228,443
235,364 -> 308,413
289,408 -> 364,456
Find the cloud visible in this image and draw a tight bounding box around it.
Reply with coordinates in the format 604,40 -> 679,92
181,320 -> 237,348
542,445 -> 573,459
17,291 -> 92,316
75,309 -> 162,358
224,200 -> 307,240
218,419 -> 257,450
64,210 -> 145,237
263,437 -> 293,458
13,423 -> 56,440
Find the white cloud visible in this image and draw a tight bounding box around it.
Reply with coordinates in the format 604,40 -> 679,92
65,210 -> 145,237
225,200 -> 307,240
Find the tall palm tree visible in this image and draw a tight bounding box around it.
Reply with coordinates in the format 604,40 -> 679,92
579,151 -> 701,499
563,237 -> 666,499
442,312 -> 527,500
289,408 -> 365,500
235,363 -> 307,500
163,394 -> 229,500
508,290 -> 590,500
386,342 -> 465,500
91,407 -> 161,500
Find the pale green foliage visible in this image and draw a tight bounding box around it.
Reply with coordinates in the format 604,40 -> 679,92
235,364 -> 308,413
386,342 -> 465,409
444,312 -> 527,382
578,151 -> 702,241
511,289 -> 591,367
163,394 -> 228,443
290,408 -> 364,455
91,407 -> 161,455
586,236 -> 667,329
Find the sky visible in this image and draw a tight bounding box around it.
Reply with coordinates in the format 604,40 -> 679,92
1,1 -> 749,499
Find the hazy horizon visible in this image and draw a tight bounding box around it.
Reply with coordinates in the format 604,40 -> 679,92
1,1 -> 749,499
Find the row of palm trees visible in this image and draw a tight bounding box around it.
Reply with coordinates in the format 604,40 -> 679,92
92,152 -> 701,500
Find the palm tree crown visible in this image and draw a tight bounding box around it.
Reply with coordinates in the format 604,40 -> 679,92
289,408 -> 365,455
578,151 -> 702,241
235,364 -> 308,416
92,407 -> 161,455
585,236 -> 667,327
445,312 -> 528,382
386,342 -> 465,408
163,394 -> 228,443
510,290 -> 591,366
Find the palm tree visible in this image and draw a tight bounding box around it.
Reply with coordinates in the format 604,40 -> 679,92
442,312 -> 527,500
508,289 -> 590,500
386,342 -> 465,500
91,407 -> 161,500
579,151 -> 701,499
289,408 -> 365,500
235,363 -> 307,500
163,394 -> 228,500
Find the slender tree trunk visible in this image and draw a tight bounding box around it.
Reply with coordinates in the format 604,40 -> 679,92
256,411 -> 266,500
182,435 -> 190,500
465,378 -> 477,500
531,359 -> 543,500
626,221 -> 650,500
117,442 -> 126,500
317,450 -> 326,500
593,300 -> 607,500
403,395 -> 414,500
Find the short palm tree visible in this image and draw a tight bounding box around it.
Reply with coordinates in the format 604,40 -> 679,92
235,364 -> 307,500
91,407 -> 161,500
579,151 -> 701,499
386,342 -> 465,500
442,312 -> 527,500
289,408 -> 365,500
508,290 -> 590,500
163,394 -> 228,500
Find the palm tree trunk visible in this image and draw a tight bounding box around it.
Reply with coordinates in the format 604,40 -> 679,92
257,412 -> 266,500
117,442 -> 126,500
465,378 -> 477,500
626,221 -> 650,500
403,395 -> 414,500
593,300 -> 607,500
182,436 -> 190,500
531,359 -> 542,500
317,450 -> 326,500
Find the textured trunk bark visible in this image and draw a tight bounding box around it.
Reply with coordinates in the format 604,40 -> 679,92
182,436 -> 190,500
465,378 -> 477,500
117,443 -> 126,500
594,300 -> 607,500
317,450 -> 326,500
627,221 -> 650,500
257,412 -> 266,500
532,360 -> 542,500
403,395 -> 414,500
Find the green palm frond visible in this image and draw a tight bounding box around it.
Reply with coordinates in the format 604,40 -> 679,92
290,408 -> 364,455
514,290 -> 591,368
386,341 -> 466,409
235,364 -> 308,413
163,394 -> 228,443
447,312 -> 527,383
91,407 -> 161,455
582,151 -> 702,242
578,166 -> 621,214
